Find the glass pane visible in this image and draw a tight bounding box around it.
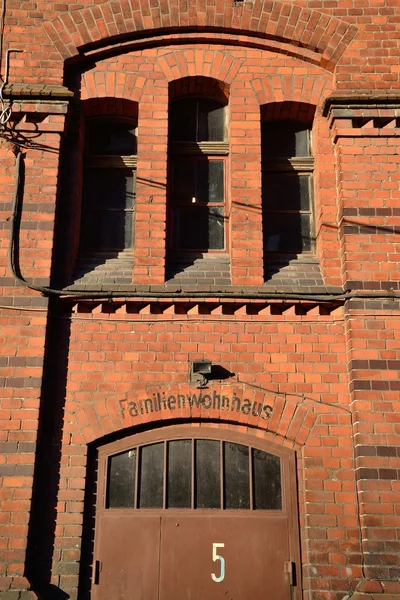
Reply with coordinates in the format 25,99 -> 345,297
82,210 -> 132,251
169,98 -> 198,142
264,213 -> 312,252
169,98 -> 226,142
198,99 -> 225,141
83,169 -> 134,210
107,450 -> 136,508
175,206 -> 224,250
167,440 -> 192,508
252,449 -> 282,510
172,159 -> 196,204
87,120 -> 137,155
197,160 -> 224,203
263,173 -> 311,211
224,442 -> 250,509
262,121 -> 310,157
172,159 -> 224,205
209,207 -> 224,250
138,443 -> 164,508
195,440 -> 220,509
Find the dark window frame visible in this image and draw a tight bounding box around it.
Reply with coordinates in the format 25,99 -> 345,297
80,117 -> 138,254
101,431 -> 288,514
168,96 -> 229,253
262,122 -> 315,255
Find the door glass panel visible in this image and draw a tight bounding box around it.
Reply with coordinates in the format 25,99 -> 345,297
105,438 -> 283,512
138,443 -> 164,508
252,449 -> 282,510
107,449 -> 136,508
224,442 -> 250,509
195,439 -> 220,509
167,440 -> 191,508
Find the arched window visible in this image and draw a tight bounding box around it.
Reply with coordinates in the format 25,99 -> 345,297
262,120 -> 314,256
80,119 -> 137,255
168,96 -> 228,252
106,438 -> 282,510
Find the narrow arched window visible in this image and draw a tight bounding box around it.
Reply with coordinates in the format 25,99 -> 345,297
168,97 -> 228,251
262,120 -> 314,255
80,119 -> 137,254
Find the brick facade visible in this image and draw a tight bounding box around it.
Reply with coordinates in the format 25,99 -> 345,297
0,2 -> 399,600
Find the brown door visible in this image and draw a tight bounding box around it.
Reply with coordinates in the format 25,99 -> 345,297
93,427 -> 301,600
95,514 -> 160,600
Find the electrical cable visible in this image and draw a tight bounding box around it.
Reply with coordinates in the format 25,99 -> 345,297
8,148 -> 400,303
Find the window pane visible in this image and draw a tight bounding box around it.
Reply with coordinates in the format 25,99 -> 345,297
264,213 -> 311,252
172,159 -> 196,204
167,440 -> 191,508
262,121 -> 310,158
138,443 -> 164,508
197,99 -> 225,142
169,98 -> 226,142
107,450 -> 136,508
172,159 -> 224,205
252,450 -> 282,510
224,442 -> 250,509
263,173 -> 311,211
83,169 -> 134,210
169,98 -> 198,142
195,440 -> 220,509
197,160 -> 224,203
175,206 -> 224,250
87,121 -> 137,155
82,210 -> 132,251
209,207 -> 224,250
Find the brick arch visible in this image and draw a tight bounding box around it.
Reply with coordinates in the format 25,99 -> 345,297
251,73 -> 332,109
74,384 -> 327,446
43,1 -> 358,69
260,101 -> 316,122
169,75 -> 229,103
81,97 -> 139,118
81,70 -> 146,102
157,50 -> 242,85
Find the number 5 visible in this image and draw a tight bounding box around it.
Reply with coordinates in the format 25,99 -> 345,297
211,542 -> 225,583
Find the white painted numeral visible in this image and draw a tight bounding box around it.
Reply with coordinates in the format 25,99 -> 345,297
211,542 -> 225,583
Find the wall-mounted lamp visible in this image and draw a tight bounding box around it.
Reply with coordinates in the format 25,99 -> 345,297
189,359 -> 212,388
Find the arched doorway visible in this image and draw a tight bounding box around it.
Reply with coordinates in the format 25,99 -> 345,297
92,426 -> 301,600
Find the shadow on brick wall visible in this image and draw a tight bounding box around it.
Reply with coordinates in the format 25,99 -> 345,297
24,302 -> 72,600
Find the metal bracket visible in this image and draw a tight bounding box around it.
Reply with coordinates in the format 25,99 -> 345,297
94,560 -> 102,585
284,561 -> 296,586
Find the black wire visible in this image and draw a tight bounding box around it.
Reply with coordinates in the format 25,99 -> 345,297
7,148 -> 400,303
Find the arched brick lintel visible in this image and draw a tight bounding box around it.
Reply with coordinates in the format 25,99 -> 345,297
43,1 -> 358,69
74,384 -> 347,446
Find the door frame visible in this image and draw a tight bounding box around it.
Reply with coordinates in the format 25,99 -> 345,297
93,424 -> 302,599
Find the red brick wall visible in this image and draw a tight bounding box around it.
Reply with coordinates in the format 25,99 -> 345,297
0,2 -> 400,600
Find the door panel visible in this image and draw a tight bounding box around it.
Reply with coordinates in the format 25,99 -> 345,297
93,428 -> 300,600
159,515 -> 290,600
94,514 -> 160,600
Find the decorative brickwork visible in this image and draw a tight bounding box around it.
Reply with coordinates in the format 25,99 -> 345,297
1,3 -> 400,600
